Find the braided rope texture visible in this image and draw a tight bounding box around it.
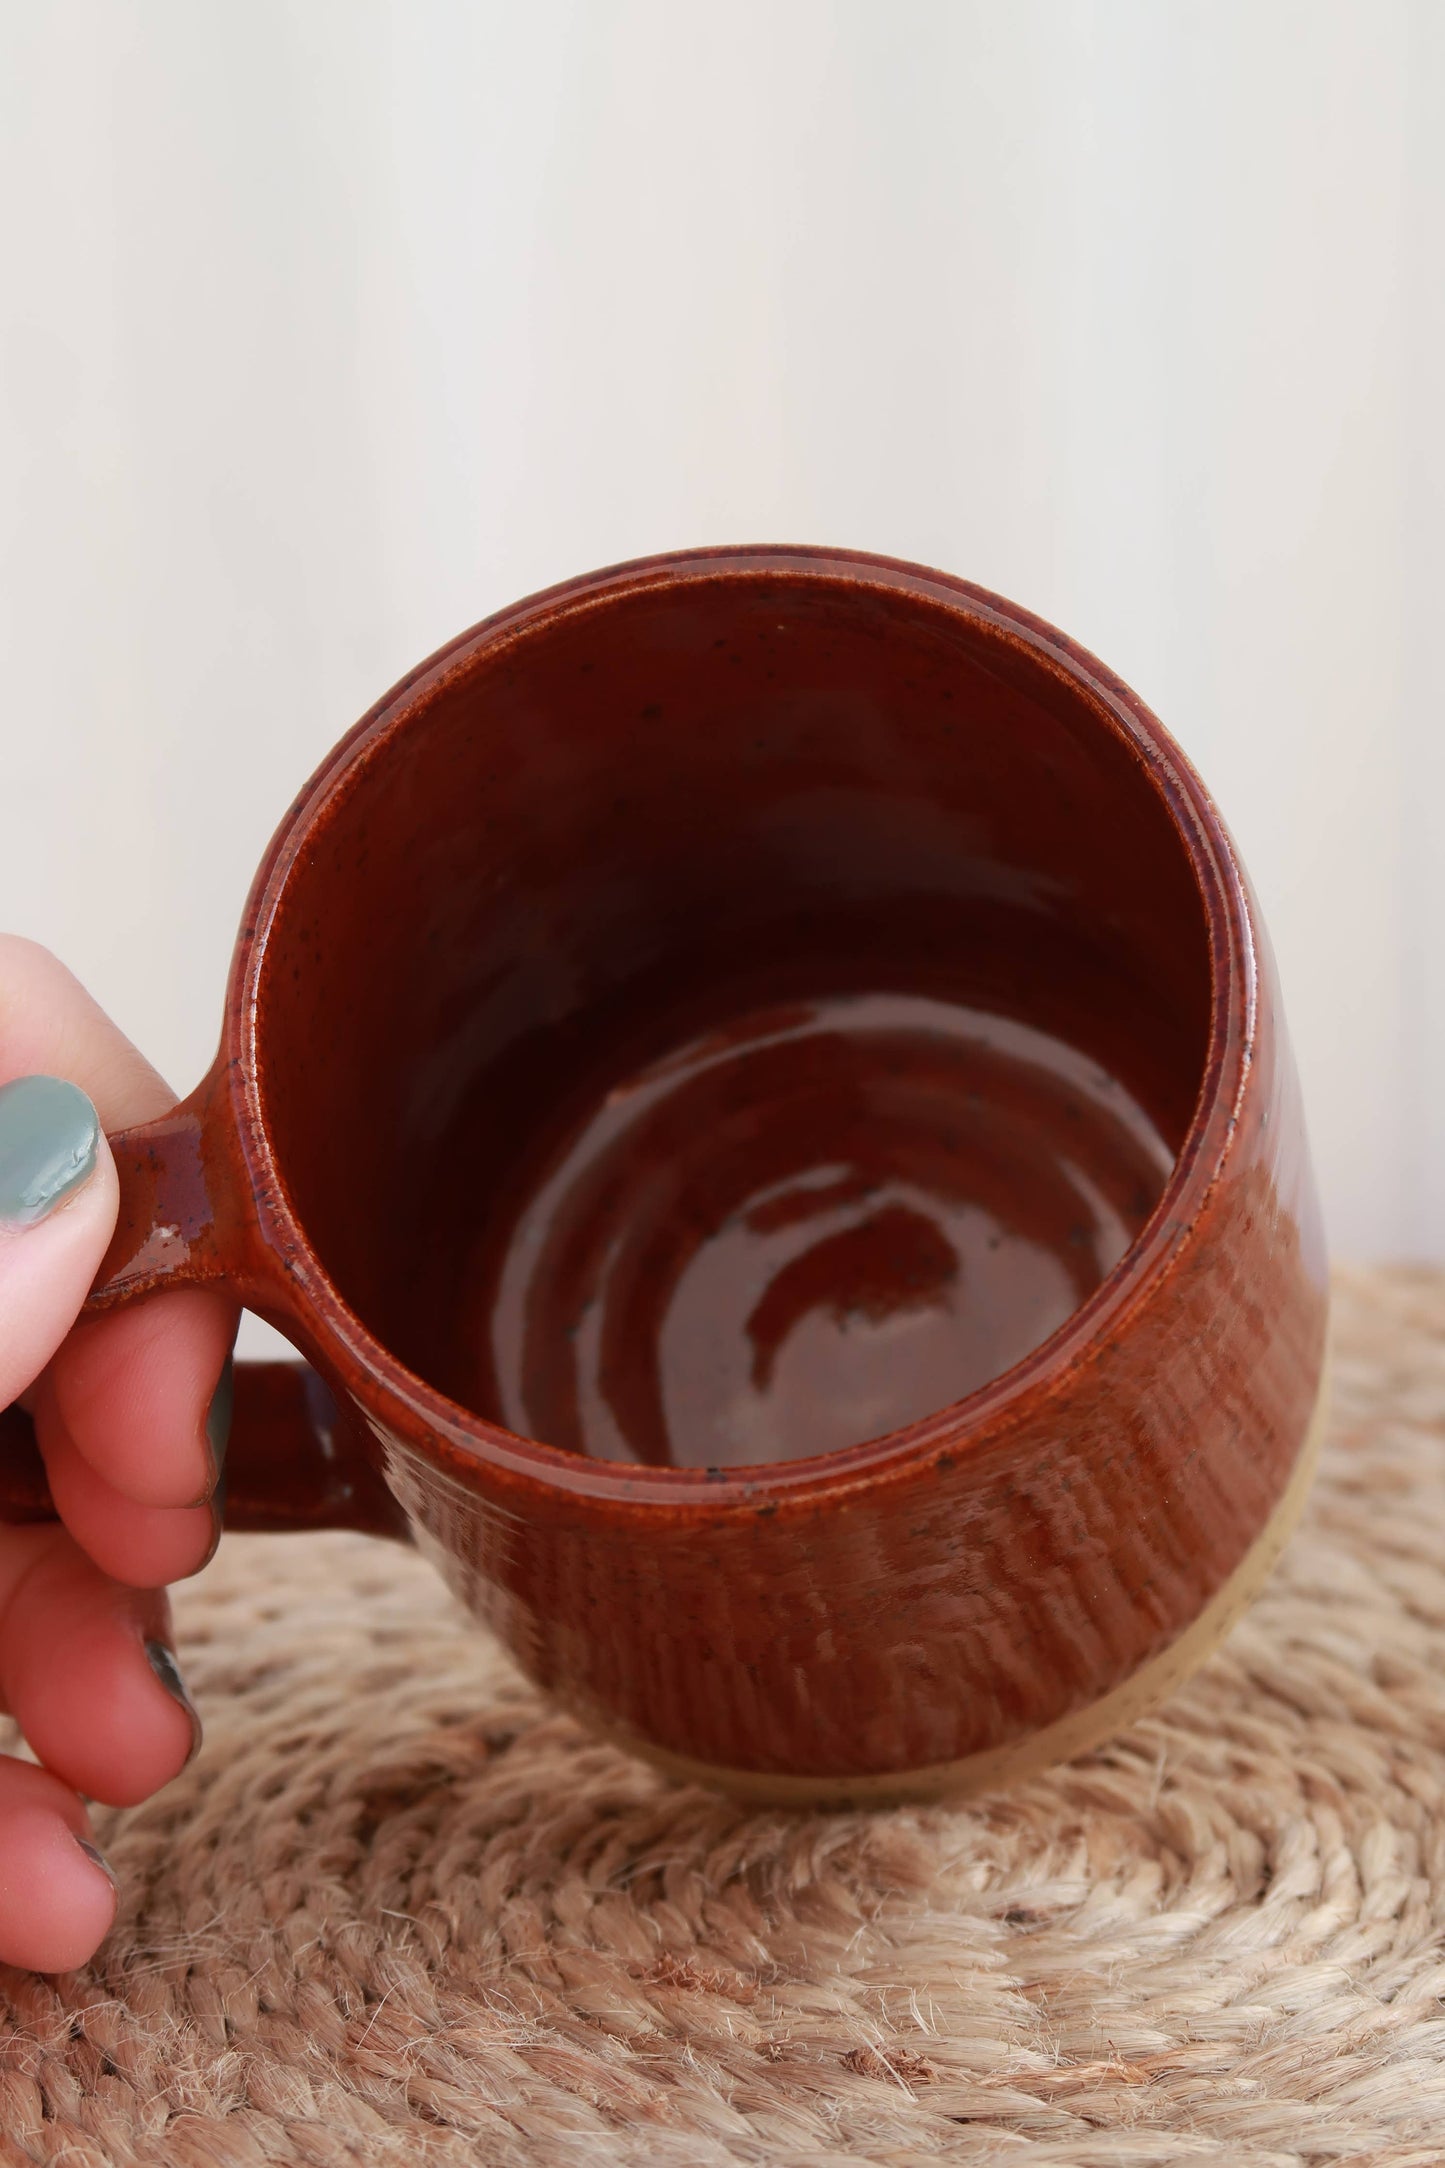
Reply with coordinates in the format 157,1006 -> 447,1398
3,1269 -> 1445,2166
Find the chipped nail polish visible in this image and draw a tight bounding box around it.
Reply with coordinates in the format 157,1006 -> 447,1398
145,1639 -> 202,1762
73,1836 -> 118,1890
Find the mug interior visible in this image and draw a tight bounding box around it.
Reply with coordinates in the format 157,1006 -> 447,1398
253,562 -> 1213,1469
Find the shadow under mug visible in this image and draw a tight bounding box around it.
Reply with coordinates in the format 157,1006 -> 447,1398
0,548 -> 1329,1804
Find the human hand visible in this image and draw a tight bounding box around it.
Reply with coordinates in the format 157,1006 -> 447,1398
0,937 -> 236,1972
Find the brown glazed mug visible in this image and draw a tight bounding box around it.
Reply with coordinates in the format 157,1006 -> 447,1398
0,548 -> 1329,1803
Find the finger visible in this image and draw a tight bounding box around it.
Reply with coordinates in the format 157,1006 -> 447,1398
0,938 -> 237,1508
40,1293 -> 235,1512
0,1758 -> 117,1974
31,1411 -> 217,1586
0,935 -> 171,1122
0,1522 -> 200,1807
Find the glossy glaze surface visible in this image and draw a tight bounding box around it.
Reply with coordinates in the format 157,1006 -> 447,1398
455,991 -> 1173,1468
0,549 -> 1330,1788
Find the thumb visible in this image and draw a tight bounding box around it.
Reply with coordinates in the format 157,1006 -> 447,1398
0,1074 -> 119,1411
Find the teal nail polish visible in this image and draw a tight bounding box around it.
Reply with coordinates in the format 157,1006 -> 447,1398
0,1076 -> 100,1229
205,1353 -> 234,1485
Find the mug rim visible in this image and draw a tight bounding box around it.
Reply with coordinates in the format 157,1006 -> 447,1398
227,544 -> 1254,1504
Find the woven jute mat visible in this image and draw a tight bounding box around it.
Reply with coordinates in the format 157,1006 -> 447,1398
4,1269 -> 1445,2167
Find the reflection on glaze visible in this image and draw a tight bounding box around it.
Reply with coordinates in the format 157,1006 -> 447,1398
477,993 -> 1174,1468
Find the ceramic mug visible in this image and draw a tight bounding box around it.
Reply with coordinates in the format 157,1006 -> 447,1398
0,548 -> 1329,1803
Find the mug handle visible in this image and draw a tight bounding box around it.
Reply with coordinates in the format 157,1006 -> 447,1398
0,1092 -> 407,1540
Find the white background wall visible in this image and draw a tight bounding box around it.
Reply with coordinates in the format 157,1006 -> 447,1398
3,2 -> 1442,1349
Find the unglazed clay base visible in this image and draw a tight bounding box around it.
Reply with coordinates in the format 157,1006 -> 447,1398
611,1370 -> 1330,1809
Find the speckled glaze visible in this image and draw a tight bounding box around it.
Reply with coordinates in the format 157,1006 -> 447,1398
0,549 -> 1328,1794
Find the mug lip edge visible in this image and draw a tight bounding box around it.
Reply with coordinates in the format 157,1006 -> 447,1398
226,542 -> 1255,1507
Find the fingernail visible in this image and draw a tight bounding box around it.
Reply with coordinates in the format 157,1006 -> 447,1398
202,1463 -> 227,1569
203,1353 -> 234,1495
0,1076 -> 100,1230
73,1836 -> 118,1891
145,1639 -> 202,1763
